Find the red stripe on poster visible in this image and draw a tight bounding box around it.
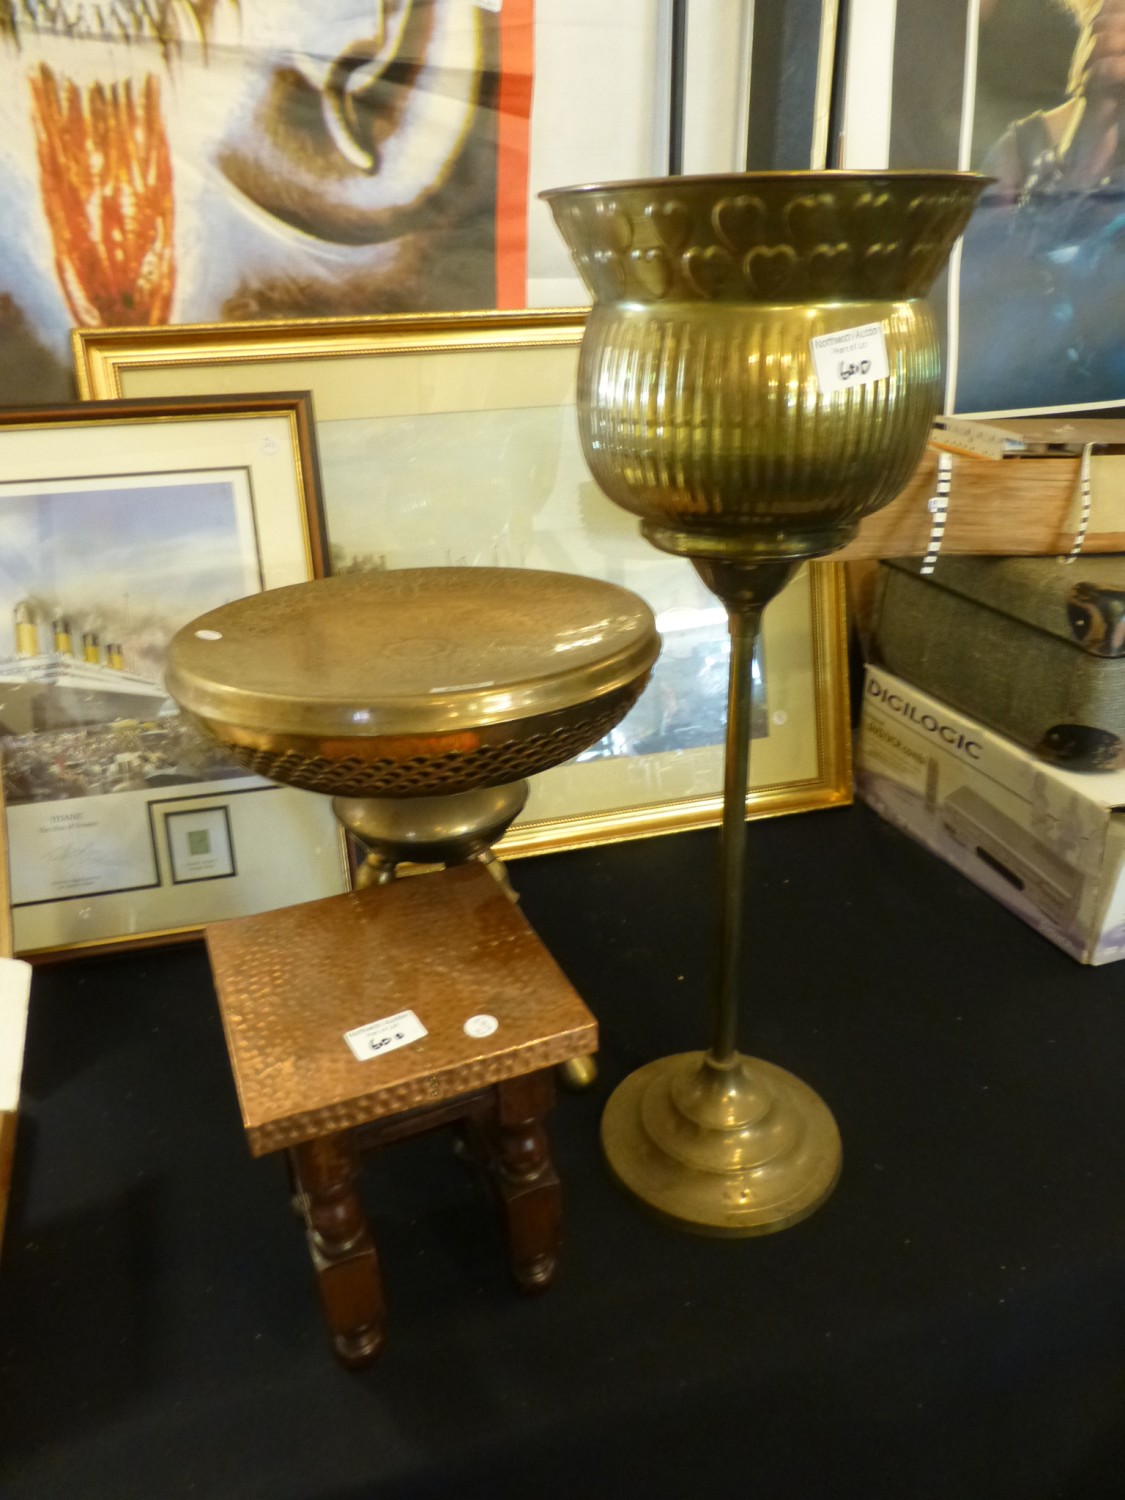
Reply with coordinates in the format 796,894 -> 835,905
496,0 -> 534,309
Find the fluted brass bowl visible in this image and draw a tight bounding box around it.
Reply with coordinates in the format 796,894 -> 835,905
542,171 -> 988,562
165,568 -> 660,800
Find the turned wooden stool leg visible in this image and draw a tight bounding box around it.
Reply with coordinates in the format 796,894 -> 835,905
490,1069 -> 561,1293
289,1133 -> 386,1368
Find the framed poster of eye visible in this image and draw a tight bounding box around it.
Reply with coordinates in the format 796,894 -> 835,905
0,1 -> 534,404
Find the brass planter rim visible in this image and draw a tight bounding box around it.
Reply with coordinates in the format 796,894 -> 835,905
165,567 -> 661,740
539,168 -> 993,200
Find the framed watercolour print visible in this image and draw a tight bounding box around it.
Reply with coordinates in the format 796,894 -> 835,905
74,310 -> 852,859
0,395 -> 349,958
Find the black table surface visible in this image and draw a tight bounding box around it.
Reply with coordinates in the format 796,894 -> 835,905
3,802 -> 1125,1500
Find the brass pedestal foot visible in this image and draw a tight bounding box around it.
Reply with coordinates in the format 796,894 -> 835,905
600,1050 -> 841,1237
334,781 -> 530,871
557,1054 -> 598,1090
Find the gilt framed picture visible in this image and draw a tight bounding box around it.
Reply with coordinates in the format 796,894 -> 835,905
75,309 -> 852,859
0,395 -> 349,958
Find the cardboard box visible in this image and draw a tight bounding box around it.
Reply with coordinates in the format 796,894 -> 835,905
856,665 -> 1125,964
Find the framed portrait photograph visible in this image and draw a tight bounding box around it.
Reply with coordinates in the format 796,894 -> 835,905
0,395 -> 349,958
840,0 -> 1125,418
74,310 -> 851,858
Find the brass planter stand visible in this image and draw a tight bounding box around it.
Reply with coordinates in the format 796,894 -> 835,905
544,169 -> 987,1236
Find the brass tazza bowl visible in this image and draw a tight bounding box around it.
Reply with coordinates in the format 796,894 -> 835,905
165,567 -> 660,875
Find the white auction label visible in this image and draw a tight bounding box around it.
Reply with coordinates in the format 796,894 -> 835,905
463,1014 -> 499,1038
344,1009 -> 427,1061
809,322 -> 889,395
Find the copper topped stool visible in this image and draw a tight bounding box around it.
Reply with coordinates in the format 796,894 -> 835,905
206,862 -> 597,1366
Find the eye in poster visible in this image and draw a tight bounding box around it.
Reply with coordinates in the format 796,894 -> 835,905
842,0 -> 1125,417
0,0 -> 533,403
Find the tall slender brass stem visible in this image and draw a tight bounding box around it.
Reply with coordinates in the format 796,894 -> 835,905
694,555 -> 799,1064
710,602 -> 761,1066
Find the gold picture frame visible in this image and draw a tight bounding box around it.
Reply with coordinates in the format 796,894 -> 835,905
0,772 -> 22,1255
74,310 -> 852,858
0,395 -> 349,958
0,764 -> 11,962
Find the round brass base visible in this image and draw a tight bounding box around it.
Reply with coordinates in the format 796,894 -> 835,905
601,1050 -> 841,1237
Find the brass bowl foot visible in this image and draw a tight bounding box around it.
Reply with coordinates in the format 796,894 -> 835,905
334,781 -> 530,871
557,1054 -> 598,1091
600,1050 -> 841,1237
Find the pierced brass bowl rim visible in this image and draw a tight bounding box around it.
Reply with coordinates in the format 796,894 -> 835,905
165,567 -> 661,740
538,168 -> 993,200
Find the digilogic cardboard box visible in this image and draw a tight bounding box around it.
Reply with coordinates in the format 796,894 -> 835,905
856,665 -> 1125,964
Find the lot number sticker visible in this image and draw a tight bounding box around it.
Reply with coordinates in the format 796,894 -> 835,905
345,1009 -> 428,1061
809,323 -> 889,395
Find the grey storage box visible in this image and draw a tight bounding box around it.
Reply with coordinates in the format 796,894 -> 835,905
871,555 -> 1125,771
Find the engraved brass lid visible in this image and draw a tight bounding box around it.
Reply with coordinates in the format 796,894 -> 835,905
165,567 -> 660,739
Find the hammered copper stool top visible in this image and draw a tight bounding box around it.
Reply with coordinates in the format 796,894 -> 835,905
205,862 -> 598,1157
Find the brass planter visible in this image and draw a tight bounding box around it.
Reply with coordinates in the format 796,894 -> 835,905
546,171 -> 984,562
543,171 -> 987,1236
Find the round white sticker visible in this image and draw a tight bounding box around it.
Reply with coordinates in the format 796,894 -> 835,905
463,1014 -> 499,1038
